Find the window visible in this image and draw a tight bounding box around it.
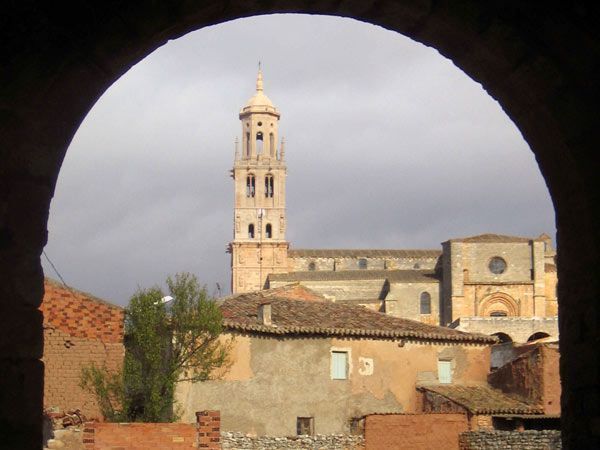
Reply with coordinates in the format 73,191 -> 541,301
331,351 -> 348,380
246,175 -> 255,197
296,417 -> 314,436
265,174 -> 274,198
438,360 -> 452,384
489,256 -> 507,274
308,261 -> 316,271
358,258 -> 367,270
265,223 -> 272,239
256,131 -> 264,154
420,292 -> 432,314
490,311 -> 508,317
248,224 -> 255,239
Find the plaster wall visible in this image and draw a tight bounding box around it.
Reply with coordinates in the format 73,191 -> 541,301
289,256 -> 439,272
452,317 -> 558,343
176,333 -> 490,436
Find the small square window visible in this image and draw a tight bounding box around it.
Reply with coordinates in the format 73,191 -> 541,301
331,351 -> 349,380
297,417 -> 314,436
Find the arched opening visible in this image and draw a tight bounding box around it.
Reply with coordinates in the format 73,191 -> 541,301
2,4 -> 599,448
246,175 -> 256,198
420,292 -> 432,314
256,131 -> 264,155
358,258 -> 367,270
492,332 -> 513,344
265,223 -> 272,239
248,224 -> 255,239
528,332 -> 551,342
308,261 -> 316,271
265,175 -> 274,198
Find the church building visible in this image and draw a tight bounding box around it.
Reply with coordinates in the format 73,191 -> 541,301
228,70 -> 558,343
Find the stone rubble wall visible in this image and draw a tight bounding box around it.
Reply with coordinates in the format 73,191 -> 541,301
459,430 -> 562,449
221,432 -> 364,449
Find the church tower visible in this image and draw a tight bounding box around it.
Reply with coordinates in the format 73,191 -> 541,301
229,69 -> 289,293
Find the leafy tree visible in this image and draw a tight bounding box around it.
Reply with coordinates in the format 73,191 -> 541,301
81,272 -> 231,422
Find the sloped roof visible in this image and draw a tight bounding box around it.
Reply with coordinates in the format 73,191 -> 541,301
447,233 -> 532,243
288,249 -> 441,258
419,384 -> 543,414
44,277 -> 122,309
220,290 -> 495,344
268,269 -> 440,283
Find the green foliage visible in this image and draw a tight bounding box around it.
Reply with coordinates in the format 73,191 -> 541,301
80,272 -> 231,422
79,364 -> 127,422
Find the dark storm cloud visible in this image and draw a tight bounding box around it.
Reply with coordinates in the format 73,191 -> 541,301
42,15 -> 555,305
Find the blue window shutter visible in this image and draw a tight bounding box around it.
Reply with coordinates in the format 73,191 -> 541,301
331,351 -> 348,379
438,360 -> 452,384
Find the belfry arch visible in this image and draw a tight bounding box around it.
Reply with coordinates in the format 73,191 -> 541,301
479,293 -> 520,317
1,3 -> 598,449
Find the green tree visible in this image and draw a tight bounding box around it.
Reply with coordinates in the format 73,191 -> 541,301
81,272 -> 231,422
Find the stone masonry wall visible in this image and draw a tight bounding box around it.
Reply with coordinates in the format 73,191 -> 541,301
364,414 -> 468,450
459,430 -> 562,449
221,432 -> 364,449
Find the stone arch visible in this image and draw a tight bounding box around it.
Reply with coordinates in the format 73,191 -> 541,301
2,3 -> 599,448
479,293 -> 519,317
528,332 -> 551,342
492,332 -> 513,344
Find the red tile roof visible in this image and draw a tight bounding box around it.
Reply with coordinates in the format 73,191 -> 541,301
419,384 -> 543,414
219,289 -> 495,344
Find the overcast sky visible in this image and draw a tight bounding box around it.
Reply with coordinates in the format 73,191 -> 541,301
42,15 -> 555,306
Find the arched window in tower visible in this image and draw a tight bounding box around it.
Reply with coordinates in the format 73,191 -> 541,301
308,261 -> 316,271
246,175 -> 255,198
269,133 -> 275,157
248,224 -> 255,239
265,223 -> 272,239
265,174 -> 274,198
420,292 -> 432,314
358,258 -> 367,270
256,131 -> 264,155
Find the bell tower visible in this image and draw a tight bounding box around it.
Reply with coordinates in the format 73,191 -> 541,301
229,68 -> 289,293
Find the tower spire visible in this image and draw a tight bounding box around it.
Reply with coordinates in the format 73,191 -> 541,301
256,62 -> 264,92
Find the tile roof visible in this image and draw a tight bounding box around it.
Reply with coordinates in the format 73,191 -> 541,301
419,384 -> 543,415
44,277 -> 122,309
288,249 -> 442,258
268,269 -> 440,283
219,290 -> 495,344
447,233 -> 532,243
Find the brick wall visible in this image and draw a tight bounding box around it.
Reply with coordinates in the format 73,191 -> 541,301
41,278 -> 125,419
459,430 -> 562,449
364,414 -> 468,450
82,411 -> 220,450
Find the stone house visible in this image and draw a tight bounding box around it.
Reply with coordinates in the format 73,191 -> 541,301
40,278 -> 124,419
229,70 -> 558,344
176,286 -> 495,436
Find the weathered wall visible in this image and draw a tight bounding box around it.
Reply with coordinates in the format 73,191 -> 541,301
221,432 -> 364,449
459,430 -> 562,449
40,279 -> 124,419
488,345 -> 561,415
451,317 -> 558,343
43,326 -> 124,419
386,281 -> 440,325
270,278 -> 387,302
83,422 -> 197,450
289,256 -> 439,272
177,333 -> 490,436
364,414 -> 468,450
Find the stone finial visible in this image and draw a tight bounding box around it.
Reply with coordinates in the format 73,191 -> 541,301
258,302 -> 272,326
256,66 -> 264,92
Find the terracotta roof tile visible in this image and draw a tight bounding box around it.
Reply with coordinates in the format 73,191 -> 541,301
288,249 -> 441,258
269,269 -> 440,283
220,290 -> 495,344
419,384 -> 543,414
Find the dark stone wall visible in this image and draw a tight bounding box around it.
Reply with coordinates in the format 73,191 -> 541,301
459,430 -> 562,450
1,2 -> 598,448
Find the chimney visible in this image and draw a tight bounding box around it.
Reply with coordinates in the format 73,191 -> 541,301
258,302 -> 272,326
